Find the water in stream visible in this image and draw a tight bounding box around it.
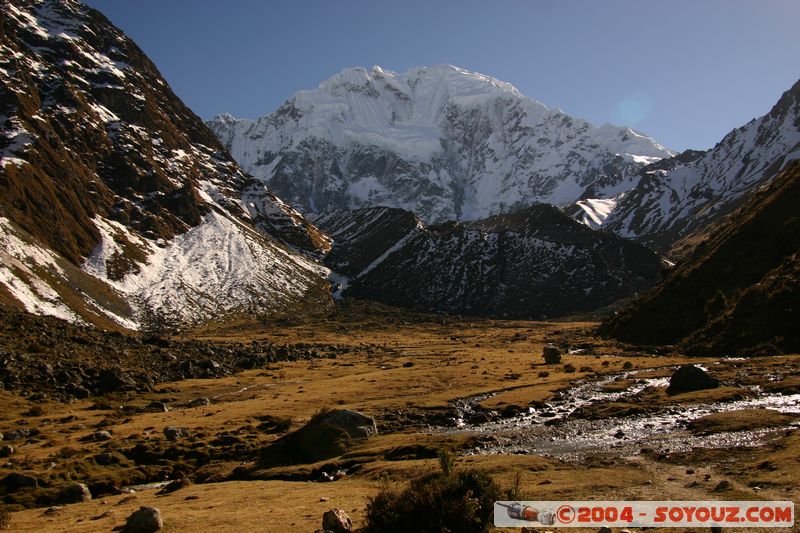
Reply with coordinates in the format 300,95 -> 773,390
434,369 -> 800,460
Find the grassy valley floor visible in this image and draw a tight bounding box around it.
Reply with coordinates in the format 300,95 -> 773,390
1,303 -> 799,531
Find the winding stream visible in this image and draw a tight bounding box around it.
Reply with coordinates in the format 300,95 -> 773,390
434,369 -> 800,459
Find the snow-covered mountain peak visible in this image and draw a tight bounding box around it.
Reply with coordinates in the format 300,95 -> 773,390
316,64 -> 527,107
209,65 -> 674,223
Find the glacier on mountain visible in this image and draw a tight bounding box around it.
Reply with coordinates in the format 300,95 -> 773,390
210,65 -> 674,223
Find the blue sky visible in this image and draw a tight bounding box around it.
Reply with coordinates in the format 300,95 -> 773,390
84,0 -> 799,152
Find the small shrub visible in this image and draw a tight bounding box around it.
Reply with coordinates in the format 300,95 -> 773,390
364,469 -> 502,533
537,370 -> 550,378
0,507 -> 10,530
256,415 -> 292,434
622,361 -> 634,370
563,363 -> 576,373
24,405 -> 45,417
579,366 -> 593,373
506,470 -> 522,500
438,449 -> 455,475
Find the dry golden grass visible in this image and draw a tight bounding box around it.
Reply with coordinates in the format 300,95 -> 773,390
2,314 -> 799,531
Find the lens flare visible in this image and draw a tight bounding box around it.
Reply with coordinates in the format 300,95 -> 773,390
612,91 -> 654,126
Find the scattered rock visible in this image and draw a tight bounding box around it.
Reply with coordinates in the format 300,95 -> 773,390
188,397 -> 211,408
42,506 -> 65,516
500,404 -> 524,418
57,482 -> 92,504
713,480 -> 731,492
666,364 -> 719,395
0,445 -> 14,458
124,506 -> 163,532
93,368 -> 137,394
163,426 -> 189,441
72,387 -> 91,399
542,344 -> 561,364
95,452 -> 117,465
322,509 -> 352,532
3,472 -> 39,491
402,362 -> 414,368
143,401 -> 169,413
117,495 -> 138,506
3,428 -> 32,441
156,478 -> 191,495
92,510 -> 114,520
92,430 -> 112,441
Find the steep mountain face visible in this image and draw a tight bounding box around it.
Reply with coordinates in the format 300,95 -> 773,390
601,160 -> 800,356
0,0 -> 332,329
209,65 -> 673,223
315,205 -> 662,319
595,80 -> 800,256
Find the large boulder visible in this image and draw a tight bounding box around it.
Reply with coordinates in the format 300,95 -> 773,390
322,509 -> 352,532
542,344 -> 562,364
261,409 -> 377,466
315,409 -> 377,439
3,472 -> 39,492
163,426 -> 189,441
56,482 -> 92,504
666,364 -> 719,395
124,506 -> 163,532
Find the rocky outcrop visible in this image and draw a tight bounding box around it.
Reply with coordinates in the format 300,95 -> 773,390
666,365 -> 720,395
322,509 -> 353,533
124,506 -> 163,533
260,409 -> 377,466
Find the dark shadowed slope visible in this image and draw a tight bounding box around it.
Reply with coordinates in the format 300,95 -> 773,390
316,204 -> 663,319
600,160 -> 800,356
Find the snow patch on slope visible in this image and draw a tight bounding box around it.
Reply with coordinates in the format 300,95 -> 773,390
573,198 -> 619,229
85,212 -> 330,326
0,217 -> 79,322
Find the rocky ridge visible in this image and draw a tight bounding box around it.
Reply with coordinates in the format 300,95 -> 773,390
601,160 -> 800,356
0,0 -> 333,329
591,79 -> 800,257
